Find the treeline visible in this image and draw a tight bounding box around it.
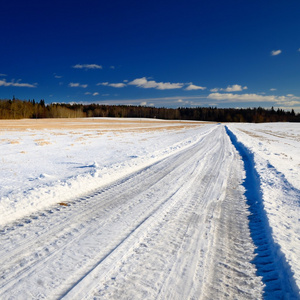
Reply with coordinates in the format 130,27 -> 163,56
0,99 -> 299,122
0,99 -> 85,119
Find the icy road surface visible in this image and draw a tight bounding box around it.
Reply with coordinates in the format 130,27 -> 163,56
0,119 -> 299,299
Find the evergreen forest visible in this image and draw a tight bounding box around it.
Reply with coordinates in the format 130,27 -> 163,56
0,98 -> 299,122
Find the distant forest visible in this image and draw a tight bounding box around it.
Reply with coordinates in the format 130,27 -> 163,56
0,98 -> 299,122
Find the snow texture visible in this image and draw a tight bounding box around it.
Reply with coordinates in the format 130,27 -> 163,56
0,119 -> 299,299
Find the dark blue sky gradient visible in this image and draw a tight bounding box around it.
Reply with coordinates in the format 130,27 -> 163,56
1,0 -> 300,111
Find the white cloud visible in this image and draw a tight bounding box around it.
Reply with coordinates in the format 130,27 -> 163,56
210,84 -> 247,92
73,64 -> 103,69
271,50 -> 282,56
97,82 -> 126,88
225,85 -> 248,92
128,77 -> 183,90
0,79 -> 37,88
0,73 -> 7,77
270,88 -> 277,91
185,84 -> 206,91
207,92 -> 300,108
85,91 -> 100,96
68,82 -> 88,88
208,92 -> 276,102
128,77 -> 156,88
108,83 -> 126,88
177,98 -> 190,105
54,75 -> 62,79
97,82 -> 109,86
140,102 -> 147,106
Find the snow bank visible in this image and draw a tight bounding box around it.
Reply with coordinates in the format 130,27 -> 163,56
228,123 -> 300,295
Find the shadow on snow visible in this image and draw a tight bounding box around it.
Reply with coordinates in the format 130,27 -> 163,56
225,126 -> 300,299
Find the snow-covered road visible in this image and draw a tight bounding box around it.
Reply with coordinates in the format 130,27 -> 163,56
0,120 -> 299,299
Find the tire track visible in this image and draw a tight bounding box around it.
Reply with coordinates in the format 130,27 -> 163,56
0,128 -> 212,280
200,137 -> 264,299
0,126 -> 220,299
75,126 -> 261,300
60,127 -> 225,299
225,126 -> 300,299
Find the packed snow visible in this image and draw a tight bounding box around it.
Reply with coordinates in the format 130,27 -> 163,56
0,118 -> 299,299
0,119 -> 206,226
228,123 -> 300,297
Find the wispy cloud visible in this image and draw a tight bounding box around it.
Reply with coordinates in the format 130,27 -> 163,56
72,64 -> 103,70
97,82 -> 109,86
207,92 -> 300,108
97,82 -> 126,88
68,82 -> 88,88
185,84 -> 206,91
0,73 -> 7,77
85,91 -> 100,96
54,75 -> 62,79
270,88 -> 277,91
0,79 -> 37,88
128,77 -> 183,90
210,84 -> 247,92
271,50 -> 282,56
108,83 -> 126,88
97,78 -> 205,91
82,92 -> 300,112
208,92 -> 275,102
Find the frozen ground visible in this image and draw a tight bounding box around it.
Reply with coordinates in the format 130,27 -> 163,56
0,118 -> 299,299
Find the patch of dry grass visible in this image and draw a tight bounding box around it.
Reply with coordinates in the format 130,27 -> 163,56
0,139 -> 20,144
34,139 -> 51,146
0,118 -> 208,132
257,129 -> 300,142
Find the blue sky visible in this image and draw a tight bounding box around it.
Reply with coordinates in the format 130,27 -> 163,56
1,0 -> 300,112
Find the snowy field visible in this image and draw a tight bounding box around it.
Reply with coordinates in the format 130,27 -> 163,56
0,118 -> 299,299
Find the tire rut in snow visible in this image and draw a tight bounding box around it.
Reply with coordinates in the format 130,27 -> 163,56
200,143 -> 263,300
61,128 -> 224,299
78,126 -> 262,300
0,126 -> 220,299
0,134 -> 207,286
225,126 -> 300,299
87,128 -> 228,300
